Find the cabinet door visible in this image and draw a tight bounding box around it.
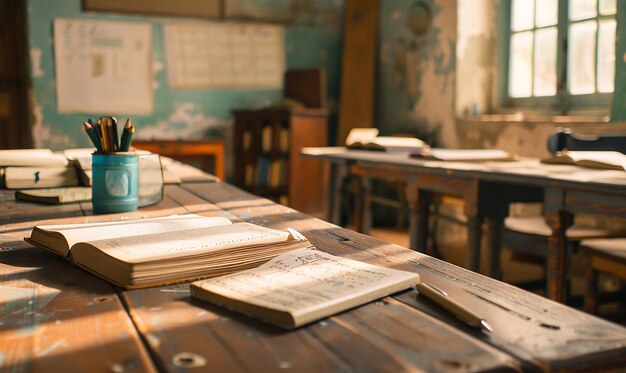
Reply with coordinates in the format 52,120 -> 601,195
288,114 -> 328,215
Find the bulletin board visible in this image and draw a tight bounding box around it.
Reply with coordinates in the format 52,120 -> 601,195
53,18 -> 153,114
164,22 -> 284,90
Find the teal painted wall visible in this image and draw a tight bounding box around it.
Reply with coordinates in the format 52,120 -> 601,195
26,0 -> 343,154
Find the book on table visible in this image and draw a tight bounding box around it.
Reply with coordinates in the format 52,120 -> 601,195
541,151 -> 626,171
3,166 -> 80,189
411,148 -> 517,161
15,187 -> 91,204
0,148 -> 69,167
0,148 -> 78,189
25,214 -> 312,289
345,128 -> 429,153
191,249 -> 420,329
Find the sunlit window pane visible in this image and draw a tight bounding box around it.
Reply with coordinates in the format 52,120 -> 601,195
509,31 -> 533,97
534,27 -> 557,96
569,0 -> 597,21
599,0 -> 616,15
512,0 -> 534,31
597,19 -> 615,92
536,0 -> 558,27
569,21 -> 597,94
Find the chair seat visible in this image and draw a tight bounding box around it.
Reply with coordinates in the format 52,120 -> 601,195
580,238 -> 626,262
505,216 -> 625,239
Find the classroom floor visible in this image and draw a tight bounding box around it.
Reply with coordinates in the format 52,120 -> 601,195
366,226 -> 626,326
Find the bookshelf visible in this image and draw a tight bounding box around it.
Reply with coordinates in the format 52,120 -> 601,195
233,107 -> 328,215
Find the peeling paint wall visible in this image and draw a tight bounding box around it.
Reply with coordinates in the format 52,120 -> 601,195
377,0 -> 457,147
455,0 -> 496,117
26,0 -> 343,179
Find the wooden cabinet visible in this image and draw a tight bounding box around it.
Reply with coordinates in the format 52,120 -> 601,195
132,139 -> 225,180
233,108 -> 328,215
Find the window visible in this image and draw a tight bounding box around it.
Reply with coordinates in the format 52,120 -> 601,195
502,0 -> 616,110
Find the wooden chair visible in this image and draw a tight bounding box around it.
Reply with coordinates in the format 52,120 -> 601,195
579,238 -> 626,314
502,216 -> 626,297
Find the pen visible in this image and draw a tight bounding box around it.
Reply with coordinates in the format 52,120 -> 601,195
416,282 -> 493,333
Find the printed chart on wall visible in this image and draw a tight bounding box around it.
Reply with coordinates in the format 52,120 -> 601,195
164,22 -> 284,89
53,18 -> 153,114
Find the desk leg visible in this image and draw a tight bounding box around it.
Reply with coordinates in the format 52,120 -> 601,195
545,211 -> 573,303
327,162 -> 347,225
486,217 -> 504,280
354,175 -> 372,234
415,189 -> 432,253
466,215 -> 484,272
407,182 -> 419,251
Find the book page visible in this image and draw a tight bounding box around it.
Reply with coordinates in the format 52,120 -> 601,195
192,249 -> 420,326
428,149 -> 514,161
79,222 -> 292,263
566,151 -> 626,168
35,214 -> 232,249
0,150 -> 68,167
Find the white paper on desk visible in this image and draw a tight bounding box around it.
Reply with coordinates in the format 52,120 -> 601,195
53,18 -> 153,114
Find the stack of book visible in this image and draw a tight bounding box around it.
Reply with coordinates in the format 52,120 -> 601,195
0,149 -> 79,189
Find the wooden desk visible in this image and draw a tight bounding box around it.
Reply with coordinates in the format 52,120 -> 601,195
133,139 -> 225,180
1,167 -> 626,371
302,147 -> 626,302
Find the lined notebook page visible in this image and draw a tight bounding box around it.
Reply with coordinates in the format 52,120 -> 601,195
37,215 -> 232,248
79,222 -> 292,263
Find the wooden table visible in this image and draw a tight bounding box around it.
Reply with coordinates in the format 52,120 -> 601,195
1,168 -> 626,371
301,147 -> 626,302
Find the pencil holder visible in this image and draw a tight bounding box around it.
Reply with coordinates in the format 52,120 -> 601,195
92,153 -> 139,214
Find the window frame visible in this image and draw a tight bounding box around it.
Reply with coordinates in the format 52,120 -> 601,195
498,0 -> 615,112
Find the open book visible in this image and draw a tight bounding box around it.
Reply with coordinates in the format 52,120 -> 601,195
411,149 -> 517,162
345,128 -> 428,153
0,149 -> 69,167
26,214 -> 312,289
541,151 -> 626,171
191,249 -> 420,329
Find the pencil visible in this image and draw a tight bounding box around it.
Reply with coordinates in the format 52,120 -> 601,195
83,122 -> 102,152
100,117 -> 109,152
120,119 -> 134,152
111,116 -> 119,151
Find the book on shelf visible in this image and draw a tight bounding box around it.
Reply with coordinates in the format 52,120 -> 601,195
15,187 -> 91,204
411,149 -> 517,162
255,156 -> 270,188
0,148 -> 69,167
191,248 -> 420,329
25,214 -> 312,289
3,166 -> 79,189
345,128 -> 428,153
541,151 -> 626,171
262,126 -> 273,153
279,128 -> 289,153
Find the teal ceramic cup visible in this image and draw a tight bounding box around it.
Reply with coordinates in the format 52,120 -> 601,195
92,153 -> 139,214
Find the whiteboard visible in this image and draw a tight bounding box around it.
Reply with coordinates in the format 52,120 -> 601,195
54,18 -> 153,114
164,22 -> 284,89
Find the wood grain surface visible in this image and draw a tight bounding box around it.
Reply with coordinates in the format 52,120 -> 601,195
1,173 -> 626,372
